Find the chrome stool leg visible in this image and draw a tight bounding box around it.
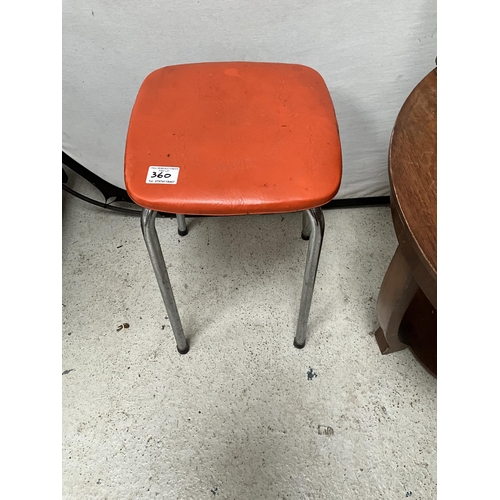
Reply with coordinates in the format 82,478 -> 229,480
294,207 -> 325,348
141,209 -> 189,354
176,214 -> 188,236
301,211 -> 311,240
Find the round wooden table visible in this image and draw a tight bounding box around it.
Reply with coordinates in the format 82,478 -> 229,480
375,68 -> 437,377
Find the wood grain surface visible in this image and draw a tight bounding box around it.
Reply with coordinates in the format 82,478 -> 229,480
375,68 -> 437,376
389,68 -> 437,281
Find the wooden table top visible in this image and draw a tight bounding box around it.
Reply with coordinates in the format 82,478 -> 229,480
389,68 -> 437,280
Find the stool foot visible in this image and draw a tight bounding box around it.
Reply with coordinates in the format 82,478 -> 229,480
176,214 -> 188,236
177,342 -> 190,355
294,207 -> 325,348
142,209 -> 189,356
293,339 -> 305,349
301,211 -> 311,240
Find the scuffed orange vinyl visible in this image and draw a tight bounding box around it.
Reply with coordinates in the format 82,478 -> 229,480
124,62 -> 342,215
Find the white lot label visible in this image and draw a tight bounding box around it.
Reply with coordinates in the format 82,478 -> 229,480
146,166 -> 180,184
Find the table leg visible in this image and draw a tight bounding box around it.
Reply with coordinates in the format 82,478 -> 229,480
375,244 -> 418,354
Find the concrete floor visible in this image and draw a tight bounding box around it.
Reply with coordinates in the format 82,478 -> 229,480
62,179 -> 437,499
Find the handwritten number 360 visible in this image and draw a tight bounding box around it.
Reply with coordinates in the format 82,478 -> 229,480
151,172 -> 171,179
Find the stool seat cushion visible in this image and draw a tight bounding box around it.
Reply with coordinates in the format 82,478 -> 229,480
125,62 -> 342,216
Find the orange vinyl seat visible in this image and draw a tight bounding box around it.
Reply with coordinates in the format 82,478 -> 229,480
124,62 -> 342,354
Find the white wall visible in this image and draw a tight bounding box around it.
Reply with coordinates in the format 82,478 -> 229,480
62,0 -> 436,199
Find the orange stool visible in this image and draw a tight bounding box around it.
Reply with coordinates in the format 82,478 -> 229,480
125,62 -> 342,354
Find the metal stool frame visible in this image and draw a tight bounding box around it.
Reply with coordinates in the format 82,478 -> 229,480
141,208 -> 325,354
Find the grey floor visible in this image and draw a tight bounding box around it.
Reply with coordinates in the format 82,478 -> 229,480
62,177 -> 437,500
